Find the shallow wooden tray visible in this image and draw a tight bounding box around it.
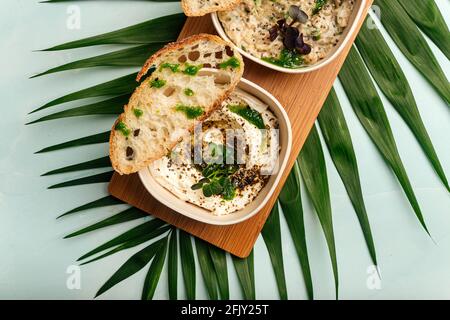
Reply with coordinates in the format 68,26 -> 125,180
109,3 -> 372,258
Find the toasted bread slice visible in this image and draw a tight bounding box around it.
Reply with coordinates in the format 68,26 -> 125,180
181,0 -> 240,17
110,34 -> 244,175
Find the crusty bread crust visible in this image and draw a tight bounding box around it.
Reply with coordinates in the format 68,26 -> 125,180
109,33 -> 244,175
181,0 -> 240,17
137,34 -> 227,82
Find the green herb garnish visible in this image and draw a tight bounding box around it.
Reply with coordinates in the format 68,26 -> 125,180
222,177 -> 236,200
160,62 -> 180,72
262,48 -> 304,69
150,78 -> 166,88
175,104 -> 204,119
183,64 -> 202,76
114,121 -> 131,137
313,0 -> 328,14
190,155 -> 238,200
312,29 -> 322,41
133,108 -> 143,118
202,180 -> 223,197
228,104 -> 265,129
184,88 -> 194,96
219,57 -> 240,69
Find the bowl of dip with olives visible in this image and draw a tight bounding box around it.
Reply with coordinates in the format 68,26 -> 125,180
212,0 -> 367,73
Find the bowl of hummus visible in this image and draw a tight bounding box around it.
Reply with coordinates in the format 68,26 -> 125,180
138,71 -> 292,225
212,0 -> 367,73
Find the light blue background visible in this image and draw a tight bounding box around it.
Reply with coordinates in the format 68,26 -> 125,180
0,0 -> 449,300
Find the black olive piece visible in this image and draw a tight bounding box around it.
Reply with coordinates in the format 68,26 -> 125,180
269,26 -> 279,41
133,129 -> 140,137
126,146 -> 134,159
295,33 -> 312,55
225,46 -> 234,57
283,27 -> 299,50
277,19 -> 287,31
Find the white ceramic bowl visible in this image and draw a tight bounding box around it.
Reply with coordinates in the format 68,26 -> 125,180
139,76 -> 292,225
211,0 -> 367,74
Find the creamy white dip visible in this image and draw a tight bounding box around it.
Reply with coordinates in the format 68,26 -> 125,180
149,89 -> 280,215
218,0 -> 355,66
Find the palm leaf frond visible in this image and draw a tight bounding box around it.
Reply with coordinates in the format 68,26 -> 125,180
27,95 -> 128,124
32,43 -> 165,78
261,203 -> 288,300
356,21 -> 449,191
299,125 -> 339,299
340,46 -> 429,234
278,162 -> 313,300
374,0 -> 450,104
195,238 -> 219,300
142,237 -> 168,300
41,13 -> 185,51
318,88 -> 377,266
48,171 -> 113,189
399,0 -> 450,60
208,246 -> 229,300
179,231 -> 196,299
81,225 -> 171,265
77,219 -> 166,261
168,230 -> 178,300
36,131 -> 110,153
41,156 -> 111,176
30,73 -> 138,114
58,195 -> 123,218
64,207 -> 147,238
232,250 -> 255,300
95,239 -> 165,298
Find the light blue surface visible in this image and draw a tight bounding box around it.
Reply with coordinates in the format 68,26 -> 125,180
0,0 -> 449,300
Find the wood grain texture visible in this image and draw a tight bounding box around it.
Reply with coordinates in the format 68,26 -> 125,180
109,2 -> 373,258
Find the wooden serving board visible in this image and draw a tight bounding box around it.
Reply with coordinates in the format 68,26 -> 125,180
109,2 -> 373,258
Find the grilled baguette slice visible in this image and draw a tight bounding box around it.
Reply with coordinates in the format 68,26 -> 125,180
110,34 -> 244,175
181,0 -> 240,17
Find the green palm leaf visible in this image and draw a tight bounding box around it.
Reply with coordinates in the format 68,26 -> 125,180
41,13 -> 185,51
399,0 -> 450,60
142,237 -> 168,300
64,207 -> 147,238
48,171 -> 113,189
356,22 -> 449,192
78,219 -> 166,261
95,239 -> 165,298
232,250 -> 255,300
32,43 -> 165,78
41,156 -> 111,176
168,230 -> 178,300
81,226 -> 171,265
261,203 -> 288,300
278,162 -> 313,300
318,88 -> 377,266
30,73 -> 137,114
27,95 -> 127,124
36,131 -> 109,153
339,46 -> 429,234
195,239 -> 219,300
374,0 -> 450,104
299,125 -> 339,299
179,231 -> 196,299
58,195 -> 123,218
208,246 -> 229,300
